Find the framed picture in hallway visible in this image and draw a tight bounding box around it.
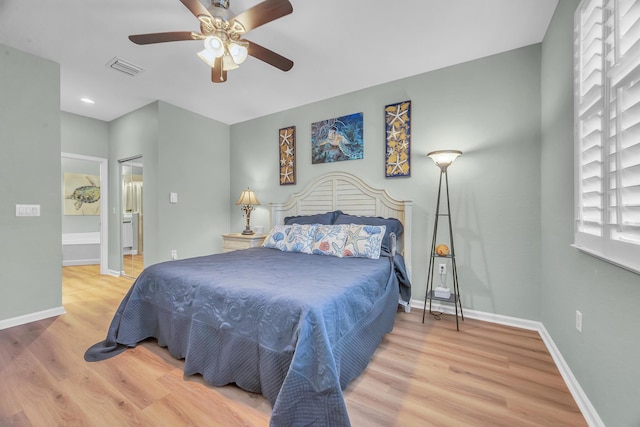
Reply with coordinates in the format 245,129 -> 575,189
64,173 -> 101,215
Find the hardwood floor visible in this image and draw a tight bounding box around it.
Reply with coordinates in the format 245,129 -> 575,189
0,265 -> 587,426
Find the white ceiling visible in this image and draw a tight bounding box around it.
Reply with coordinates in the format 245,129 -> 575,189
0,0 -> 558,125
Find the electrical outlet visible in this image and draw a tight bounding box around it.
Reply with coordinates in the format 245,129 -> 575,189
576,310 -> 583,333
171,250 -> 177,260
439,264 -> 446,274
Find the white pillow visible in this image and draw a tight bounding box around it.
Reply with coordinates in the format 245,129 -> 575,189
310,224 -> 349,257
262,225 -> 292,251
283,224 -> 318,253
342,224 -> 386,259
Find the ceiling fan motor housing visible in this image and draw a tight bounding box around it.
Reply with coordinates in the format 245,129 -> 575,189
210,0 -> 229,10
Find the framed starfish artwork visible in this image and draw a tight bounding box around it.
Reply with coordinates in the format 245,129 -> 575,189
279,126 -> 296,185
384,100 -> 411,177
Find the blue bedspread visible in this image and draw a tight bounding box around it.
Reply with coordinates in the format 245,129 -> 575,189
85,247 -> 411,426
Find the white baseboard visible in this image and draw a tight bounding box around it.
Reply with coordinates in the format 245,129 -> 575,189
107,269 -> 122,277
537,324 -> 605,427
0,306 -> 66,331
63,259 -> 100,266
410,299 -> 604,427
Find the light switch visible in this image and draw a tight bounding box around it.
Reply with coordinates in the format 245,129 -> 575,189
16,204 -> 40,216
170,192 -> 178,204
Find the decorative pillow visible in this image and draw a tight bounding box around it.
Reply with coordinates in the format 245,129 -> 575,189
262,225 -> 292,251
334,214 -> 403,254
283,224 -> 318,253
284,210 -> 343,225
311,224 -> 349,257
342,224 -> 386,259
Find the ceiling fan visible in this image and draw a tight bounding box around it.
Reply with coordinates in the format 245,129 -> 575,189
128,0 -> 294,83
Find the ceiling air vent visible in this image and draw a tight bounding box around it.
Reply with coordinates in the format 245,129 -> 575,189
106,57 -> 143,76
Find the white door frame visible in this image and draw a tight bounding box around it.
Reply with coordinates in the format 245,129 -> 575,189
61,152 -> 109,275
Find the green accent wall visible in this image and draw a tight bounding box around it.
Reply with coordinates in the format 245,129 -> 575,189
0,43 -> 62,318
541,2 -> 640,425
231,45 -> 543,321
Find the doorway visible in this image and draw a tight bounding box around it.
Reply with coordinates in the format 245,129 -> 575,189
120,157 -> 144,278
61,152 -> 108,275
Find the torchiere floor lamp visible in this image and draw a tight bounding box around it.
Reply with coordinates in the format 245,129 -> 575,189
422,150 -> 464,330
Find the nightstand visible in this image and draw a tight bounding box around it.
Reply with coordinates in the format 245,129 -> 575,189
222,233 -> 267,252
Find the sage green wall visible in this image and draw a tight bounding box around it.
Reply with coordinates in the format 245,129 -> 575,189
108,102 -> 159,273
156,101 -> 230,260
108,101 -> 230,272
60,112 -> 109,235
230,45 -> 543,320
61,111 -> 109,158
0,43 -> 62,320
541,2 -> 640,426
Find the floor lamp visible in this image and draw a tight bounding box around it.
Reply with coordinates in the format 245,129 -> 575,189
422,150 -> 464,330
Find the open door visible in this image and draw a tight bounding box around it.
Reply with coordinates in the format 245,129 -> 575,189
61,152 -> 108,275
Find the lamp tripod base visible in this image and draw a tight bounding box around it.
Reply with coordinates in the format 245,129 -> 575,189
241,228 -> 255,235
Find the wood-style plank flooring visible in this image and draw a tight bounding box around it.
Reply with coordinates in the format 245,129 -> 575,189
0,265 -> 587,426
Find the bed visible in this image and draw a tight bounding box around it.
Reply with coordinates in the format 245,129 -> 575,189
85,172 -> 412,426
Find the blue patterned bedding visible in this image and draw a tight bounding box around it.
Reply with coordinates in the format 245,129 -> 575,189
85,247 -> 411,426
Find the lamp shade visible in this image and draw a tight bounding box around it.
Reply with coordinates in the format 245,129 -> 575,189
204,36 -> 224,58
197,48 -> 217,67
197,36 -> 225,67
235,189 -> 260,206
222,54 -> 240,71
228,41 -> 249,65
427,150 -> 462,170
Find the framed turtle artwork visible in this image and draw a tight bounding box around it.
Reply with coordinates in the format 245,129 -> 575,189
311,112 -> 364,164
64,173 -> 101,215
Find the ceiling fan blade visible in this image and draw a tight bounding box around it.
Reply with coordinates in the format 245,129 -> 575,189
129,31 -> 200,45
246,40 -> 293,72
211,57 -> 228,83
232,0 -> 292,33
180,0 -> 215,31
179,0 -> 213,20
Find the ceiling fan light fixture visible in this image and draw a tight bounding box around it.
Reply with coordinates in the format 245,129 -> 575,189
197,48 -> 218,67
204,36 -> 224,57
222,54 -> 240,71
228,41 -> 249,65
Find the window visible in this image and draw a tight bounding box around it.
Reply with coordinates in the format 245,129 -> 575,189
574,0 -> 640,273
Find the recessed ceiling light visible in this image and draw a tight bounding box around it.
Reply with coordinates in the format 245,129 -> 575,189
80,97 -> 95,104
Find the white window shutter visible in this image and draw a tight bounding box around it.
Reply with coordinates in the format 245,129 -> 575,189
574,0 -> 640,273
575,0 -> 605,242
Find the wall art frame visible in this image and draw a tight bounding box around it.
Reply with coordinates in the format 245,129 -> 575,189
311,112 -> 364,164
64,173 -> 101,215
279,126 -> 296,185
384,100 -> 411,178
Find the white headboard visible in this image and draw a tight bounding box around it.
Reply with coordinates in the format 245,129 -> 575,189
270,172 -> 412,277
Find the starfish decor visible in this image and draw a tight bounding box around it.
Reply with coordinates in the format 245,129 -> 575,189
279,126 -> 296,185
384,100 -> 411,177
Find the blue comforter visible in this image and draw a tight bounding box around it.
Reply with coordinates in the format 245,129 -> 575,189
85,247 -> 411,426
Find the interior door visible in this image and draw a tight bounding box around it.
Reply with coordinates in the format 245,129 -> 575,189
120,157 -> 143,278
